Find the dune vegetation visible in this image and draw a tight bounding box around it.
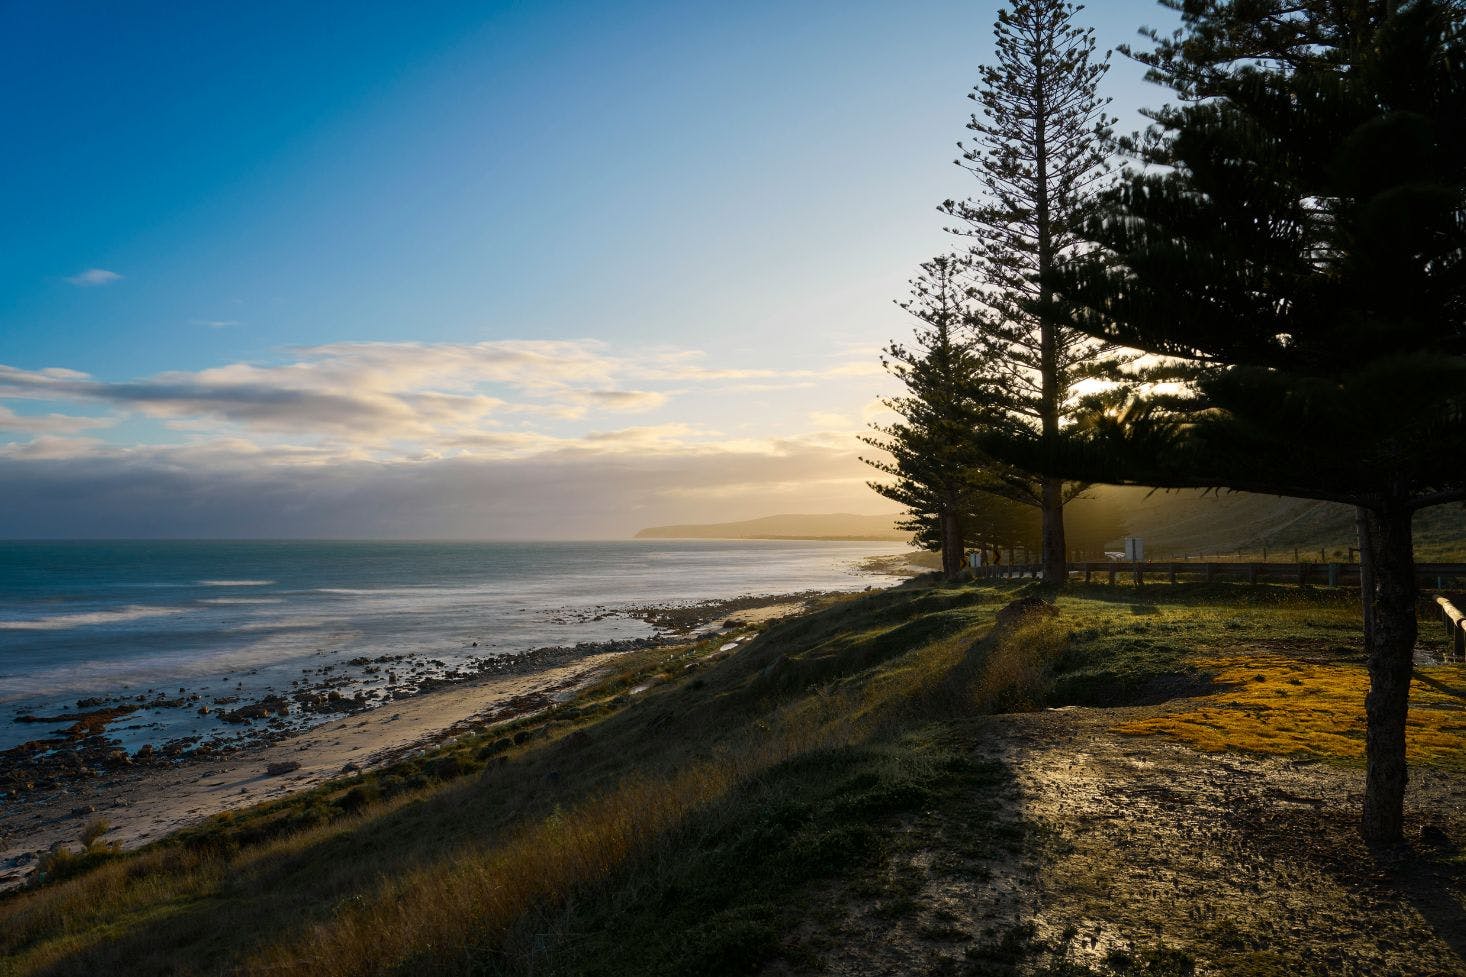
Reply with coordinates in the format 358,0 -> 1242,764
2,578 -> 1463,976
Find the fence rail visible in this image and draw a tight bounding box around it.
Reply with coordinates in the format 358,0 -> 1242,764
971,560 -> 1466,590
1436,596 -> 1466,662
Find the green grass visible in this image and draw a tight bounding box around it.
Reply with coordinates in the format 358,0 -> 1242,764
536,734 -> 1007,977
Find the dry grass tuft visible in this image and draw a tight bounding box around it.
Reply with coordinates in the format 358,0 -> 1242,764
972,616 -> 1069,713
251,766 -> 732,977
249,706 -> 871,976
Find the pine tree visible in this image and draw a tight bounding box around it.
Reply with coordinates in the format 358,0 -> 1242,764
942,0 -> 1120,585
862,256 -> 1020,579
1045,0 -> 1466,843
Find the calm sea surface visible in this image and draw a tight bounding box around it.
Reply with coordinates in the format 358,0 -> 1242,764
0,540 -> 909,750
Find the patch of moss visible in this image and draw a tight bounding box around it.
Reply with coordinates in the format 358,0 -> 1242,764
1115,656 -> 1466,767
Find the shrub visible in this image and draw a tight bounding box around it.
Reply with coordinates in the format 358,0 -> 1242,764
32,819 -> 121,887
973,617 -> 1069,712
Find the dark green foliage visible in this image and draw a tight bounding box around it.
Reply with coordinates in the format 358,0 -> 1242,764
942,0 -> 1123,582
1028,0 -> 1466,843
863,256 -> 1030,577
1045,0 -> 1466,511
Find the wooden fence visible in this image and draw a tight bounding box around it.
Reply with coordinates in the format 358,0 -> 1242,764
972,560 -> 1466,590
1436,596 -> 1466,662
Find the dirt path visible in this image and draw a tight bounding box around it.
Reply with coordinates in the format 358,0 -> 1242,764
796,703 -> 1466,976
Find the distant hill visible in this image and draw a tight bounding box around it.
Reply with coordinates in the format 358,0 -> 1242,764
1102,487 -> 1466,561
634,513 -> 906,542
635,496 -> 1466,559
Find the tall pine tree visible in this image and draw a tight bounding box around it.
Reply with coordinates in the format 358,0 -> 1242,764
863,256 -> 1023,578
1042,0 -> 1466,842
943,0 -> 1120,585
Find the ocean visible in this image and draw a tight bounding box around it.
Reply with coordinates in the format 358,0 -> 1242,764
0,539 -> 910,752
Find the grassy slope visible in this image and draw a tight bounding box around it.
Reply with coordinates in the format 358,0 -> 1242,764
1101,487 -> 1466,561
2,581 -> 1462,977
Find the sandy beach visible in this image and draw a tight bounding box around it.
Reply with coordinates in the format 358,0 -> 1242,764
0,597 -> 810,891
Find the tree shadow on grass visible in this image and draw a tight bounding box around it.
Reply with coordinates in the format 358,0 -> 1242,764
1378,841 -> 1466,967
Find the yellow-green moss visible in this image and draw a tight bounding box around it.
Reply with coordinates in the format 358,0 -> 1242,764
1115,655 -> 1466,767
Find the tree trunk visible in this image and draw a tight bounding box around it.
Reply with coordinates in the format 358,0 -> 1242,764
1360,504 -> 1417,845
940,510 -> 964,581
1041,478 -> 1067,584
938,510 -> 961,577
1032,57 -> 1066,587
1356,506 -> 1376,653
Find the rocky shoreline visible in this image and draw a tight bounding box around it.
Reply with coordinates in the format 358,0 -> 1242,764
0,592 -> 827,810
0,592 -> 830,890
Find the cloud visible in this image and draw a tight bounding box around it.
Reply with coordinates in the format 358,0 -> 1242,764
190,319 -> 240,329
638,347 -> 885,385
0,337 -> 897,535
0,340 -> 885,457
0,341 -> 661,449
583,389 -> 667,412
66,268 -> 123,287
0,405 -> 113,435
0,435 -> 886,538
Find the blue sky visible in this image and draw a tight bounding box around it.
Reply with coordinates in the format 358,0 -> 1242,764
0,0 -> 1175,537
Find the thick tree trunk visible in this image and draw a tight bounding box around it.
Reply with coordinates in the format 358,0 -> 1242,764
1041,478 -> 1067,584
939,509 -> 964,581
1356,506 -> 1376,652
1360,504 -> 1417,845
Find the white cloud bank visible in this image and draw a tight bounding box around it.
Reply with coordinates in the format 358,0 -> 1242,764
0,438 -> 878,539
0,339 -> 895,537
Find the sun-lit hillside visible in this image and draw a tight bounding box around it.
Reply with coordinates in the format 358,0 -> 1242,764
637,494 -> 1466,560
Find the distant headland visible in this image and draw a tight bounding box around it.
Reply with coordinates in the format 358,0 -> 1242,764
634,513 -> 906,542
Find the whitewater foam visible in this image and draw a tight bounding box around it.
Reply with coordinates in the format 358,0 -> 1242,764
0,605 -> 188,631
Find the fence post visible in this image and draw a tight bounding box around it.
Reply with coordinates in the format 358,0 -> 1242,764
1169,563 -> 1178,585
1247,564 -> 1259,585
1328,563 -> 1340,586
1108,564 -> 1117,586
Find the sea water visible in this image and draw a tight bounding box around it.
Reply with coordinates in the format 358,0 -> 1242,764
0,539 -> 910,751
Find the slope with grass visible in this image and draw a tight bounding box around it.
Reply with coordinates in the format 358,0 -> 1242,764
2,580 -> 1463,976
1090,488 -> 1466,562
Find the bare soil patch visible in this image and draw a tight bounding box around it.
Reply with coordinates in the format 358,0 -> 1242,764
787,702 -> 1466,976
